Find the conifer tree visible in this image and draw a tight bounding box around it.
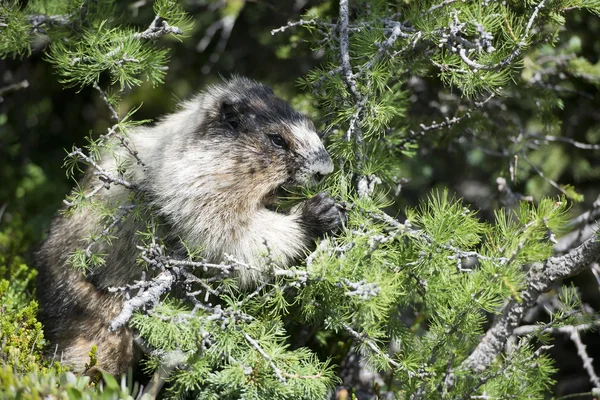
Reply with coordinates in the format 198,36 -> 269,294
2,0 -> 600,399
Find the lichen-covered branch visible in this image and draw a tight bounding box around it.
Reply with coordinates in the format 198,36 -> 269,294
66,148 -> 136,190
462,234 -> 600,372
109,269 -> 176,331
133,15 -> 183,40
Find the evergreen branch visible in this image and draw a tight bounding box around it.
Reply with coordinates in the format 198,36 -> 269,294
118,132 -> 146,168
341,322 -> 401,370
109,269 -> 176,331
373,20 -> 413,62
413,309 -> 474,400
282,371 -> 323,380
330,1 -> 369,160
401,93 -> 495,145
66,147 -> 136,190
460,343 -> 554,400
369,210 -> 509,266
341,278 -> 380,299
406,114 -> 470,144
133,15 -> 183,40
458,46 -> 523,71
185,288 -> 326,383
110,246 -> 311,333
163,257 -> 238,275
93,83 -> 147,167
189,297 -> 254,324
452,1 -> 546,71
306,239 -> 355,267
242,331 -> 286,382
83,205 -> 135,257
525,0 -> 546,37
181,270 -> 221,297
461,234 -> 600,373
24,0 -> 94,34
109,236 -> 178,331
346,95 -> 367,142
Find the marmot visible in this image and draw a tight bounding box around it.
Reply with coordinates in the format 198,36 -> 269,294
36,77 -> 343,375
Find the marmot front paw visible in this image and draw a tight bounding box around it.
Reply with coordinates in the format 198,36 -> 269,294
300,192 -> 345,237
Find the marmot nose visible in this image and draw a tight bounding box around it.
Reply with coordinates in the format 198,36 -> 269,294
300,149 -> 334,185
314,150 -> 334,175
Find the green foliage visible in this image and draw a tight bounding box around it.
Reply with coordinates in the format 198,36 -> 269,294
0,214 -> 52,375
47,23 -> 171,89
0,367 -> 148,400
0,265 -> 46,374
2,0 -> 192,90
3,0 -> 600,398
130,300 -> 337,399
0,2 -> 31,58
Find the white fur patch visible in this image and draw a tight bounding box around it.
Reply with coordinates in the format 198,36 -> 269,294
290,124 -> 326,156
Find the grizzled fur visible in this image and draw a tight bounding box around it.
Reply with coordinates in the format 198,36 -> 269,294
36,77 -> 342,375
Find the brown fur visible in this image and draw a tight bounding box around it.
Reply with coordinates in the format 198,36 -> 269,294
36,77 -> 341,375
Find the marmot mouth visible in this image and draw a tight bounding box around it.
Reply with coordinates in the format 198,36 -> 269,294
263,183 -> 301,212
263,190 -> 278,207
263,185 -> 288,206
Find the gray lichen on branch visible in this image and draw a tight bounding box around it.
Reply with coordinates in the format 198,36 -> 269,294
462,233 -> 600,373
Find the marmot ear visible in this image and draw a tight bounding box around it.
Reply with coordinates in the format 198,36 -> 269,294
220,101 -> 244,131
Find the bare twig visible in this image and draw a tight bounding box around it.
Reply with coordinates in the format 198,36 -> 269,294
520,151 -> 570,197
528,133 -> 600,150
93,82 -> 119,121
568,327 -> 600,388
26,13 -> 72,33
271,19 -> 320,35
0,80 -> 29,98
513,320 -> 600,336
83,205 -> 135,256
423,0 -> 462,16
198,14 -> 236,75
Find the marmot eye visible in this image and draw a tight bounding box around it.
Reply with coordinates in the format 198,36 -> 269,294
269,134 -> 287,149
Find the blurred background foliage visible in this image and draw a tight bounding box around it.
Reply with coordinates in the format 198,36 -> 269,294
1,0 -> 600,397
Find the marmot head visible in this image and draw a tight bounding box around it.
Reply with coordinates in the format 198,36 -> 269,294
190,77 -> 333,206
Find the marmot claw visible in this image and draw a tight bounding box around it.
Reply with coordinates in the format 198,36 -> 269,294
301,192 -> 345,237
